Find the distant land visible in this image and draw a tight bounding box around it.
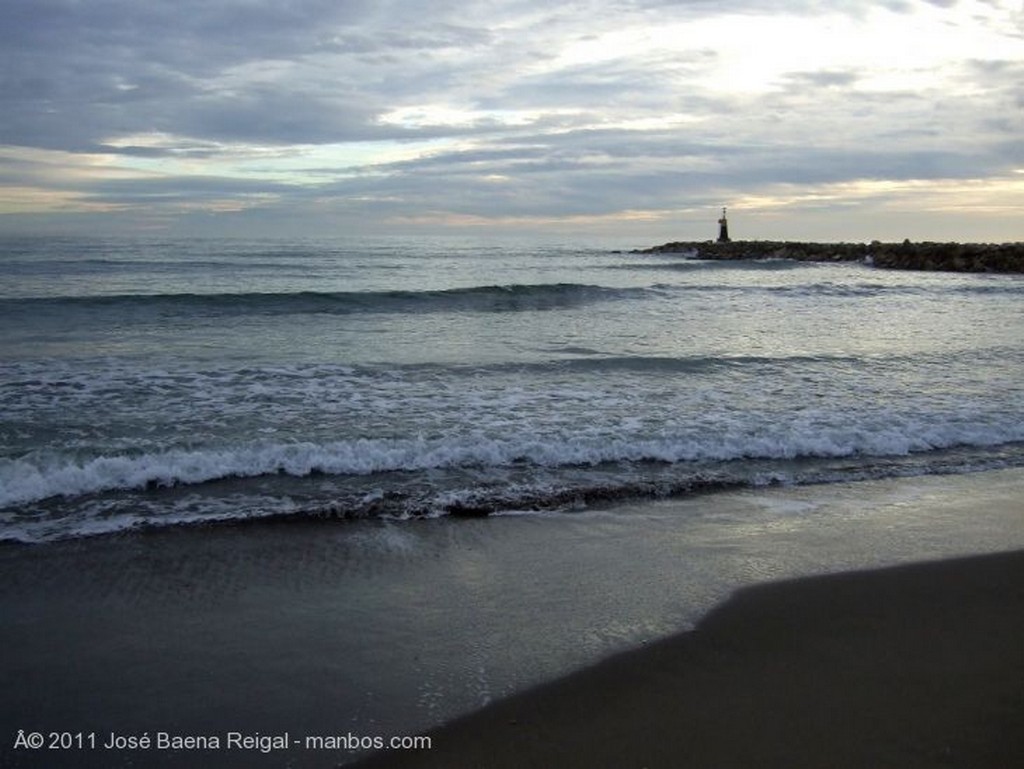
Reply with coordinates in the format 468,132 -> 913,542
630,240 -> 1024,273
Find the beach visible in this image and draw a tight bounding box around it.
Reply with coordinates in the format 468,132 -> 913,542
3,468 -> 1024,769
355,548 -> 1024,769
3,237 -> 1024,768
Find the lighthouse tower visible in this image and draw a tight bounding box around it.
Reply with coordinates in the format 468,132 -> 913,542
717,207 -> 731,243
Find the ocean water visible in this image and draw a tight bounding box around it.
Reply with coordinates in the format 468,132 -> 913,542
2,234 -> 1023,544
4,235 -> 1024,768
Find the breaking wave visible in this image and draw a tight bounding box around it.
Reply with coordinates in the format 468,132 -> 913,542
5,418 -> 1024,512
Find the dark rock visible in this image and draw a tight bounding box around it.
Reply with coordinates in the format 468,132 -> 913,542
631,240 -> 1024,273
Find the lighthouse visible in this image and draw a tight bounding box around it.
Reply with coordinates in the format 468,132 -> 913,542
717,207 -> 731,243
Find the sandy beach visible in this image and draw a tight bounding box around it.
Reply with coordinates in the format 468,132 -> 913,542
2,468 -> 1023,769
354,549 -> 1024,769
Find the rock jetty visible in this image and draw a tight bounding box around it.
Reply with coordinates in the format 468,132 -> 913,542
632,240 -> 1024,273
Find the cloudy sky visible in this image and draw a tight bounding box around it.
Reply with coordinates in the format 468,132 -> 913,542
1,0 -> 1022,242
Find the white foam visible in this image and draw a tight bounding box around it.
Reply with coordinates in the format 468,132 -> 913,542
3,413 -> 1023,510
0,492 -> 305,544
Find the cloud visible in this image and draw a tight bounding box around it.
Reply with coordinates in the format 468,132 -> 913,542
780,69 -> 862,88
0,0 -> 500,151
1,0 -> 1022,238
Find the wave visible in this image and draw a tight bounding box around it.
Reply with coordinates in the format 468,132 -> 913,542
761,281 -> 1024,298
633,279 -> 1024,299
0,349 -> 980,391
5,442 -> 1024,545
5,416 -> 1024,510
543,353 -> 863,375
6,276 -> 1019,322
0,283 -> 653,318
616,260 -> 1024,295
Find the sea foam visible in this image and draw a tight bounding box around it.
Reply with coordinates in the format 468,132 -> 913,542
4,416 -> 1023,510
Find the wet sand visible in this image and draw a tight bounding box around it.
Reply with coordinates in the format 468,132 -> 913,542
2,469 -> 1023,768
355,549 -> 1024,769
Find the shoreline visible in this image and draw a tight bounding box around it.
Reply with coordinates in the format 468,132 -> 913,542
630,239 -> 1024,272
3,468 -> 1024,769
354,549 -> 1024,769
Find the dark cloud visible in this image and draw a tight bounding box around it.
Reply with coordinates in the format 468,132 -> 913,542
0,0 -> 494,150
0,0 -> 375,73
781,70 -> 862,89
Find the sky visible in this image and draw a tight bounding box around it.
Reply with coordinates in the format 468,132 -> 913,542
1,0 -> 1022,243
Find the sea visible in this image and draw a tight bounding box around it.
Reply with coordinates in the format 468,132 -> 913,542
3,234 -> 1024,767
2,234 -> 1023,543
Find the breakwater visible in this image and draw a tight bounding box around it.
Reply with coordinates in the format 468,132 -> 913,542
633,240 -> 1024,273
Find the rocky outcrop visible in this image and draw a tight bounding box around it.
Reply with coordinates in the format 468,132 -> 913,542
866,241 -> 1024,272
632,240 -> 1024,273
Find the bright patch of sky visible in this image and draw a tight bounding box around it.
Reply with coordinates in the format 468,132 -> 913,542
101,133 -> 454,184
